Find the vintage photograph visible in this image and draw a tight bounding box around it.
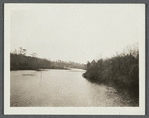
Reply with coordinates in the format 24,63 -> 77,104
4,4 -> 145,115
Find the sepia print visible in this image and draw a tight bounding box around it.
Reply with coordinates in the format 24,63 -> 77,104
4,4 -> 145,115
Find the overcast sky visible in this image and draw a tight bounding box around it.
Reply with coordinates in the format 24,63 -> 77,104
10,4 -> 144,64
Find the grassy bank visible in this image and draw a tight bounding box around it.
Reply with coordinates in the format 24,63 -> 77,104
83,46 -> 139,101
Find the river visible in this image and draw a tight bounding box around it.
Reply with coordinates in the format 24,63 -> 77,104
10,69 -> 135,107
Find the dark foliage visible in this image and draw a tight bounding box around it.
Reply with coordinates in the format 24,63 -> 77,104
11,53 -> 52,70
11,53 -> 87,70
83,47 -> 139,100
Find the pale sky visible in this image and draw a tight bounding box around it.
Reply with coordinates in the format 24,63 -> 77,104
10,4 -> 144,64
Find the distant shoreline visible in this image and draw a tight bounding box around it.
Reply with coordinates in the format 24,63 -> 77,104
10,67 -> 71,71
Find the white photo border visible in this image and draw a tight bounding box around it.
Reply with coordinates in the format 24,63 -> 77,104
4,3 -> 145,115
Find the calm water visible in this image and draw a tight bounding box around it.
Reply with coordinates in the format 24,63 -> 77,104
11,69 -> 135,107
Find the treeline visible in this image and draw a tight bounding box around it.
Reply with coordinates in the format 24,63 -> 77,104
51,60 -> 86,70
11,53 -> 86,70
11,53 -> 52,70
83,44 -> 139,100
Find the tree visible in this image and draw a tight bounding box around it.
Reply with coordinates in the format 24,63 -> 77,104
18,47 -> 23,55
30,53 -> 37,57
22,49 -> 27,55
18,47 -> 27,56
13,49 -> 17,54
87,61 -> 90,69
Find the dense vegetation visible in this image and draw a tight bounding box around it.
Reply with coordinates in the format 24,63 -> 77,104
11,53 -> 52,70
51,60 -> 86,70
83,44 -> 139,100
10,48 -> 86,70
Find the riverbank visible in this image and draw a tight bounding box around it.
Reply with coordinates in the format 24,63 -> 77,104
11,53 -> 86,71
10,67 -> 70,71
11,53 -> 52,71
82,49 -> 139,104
